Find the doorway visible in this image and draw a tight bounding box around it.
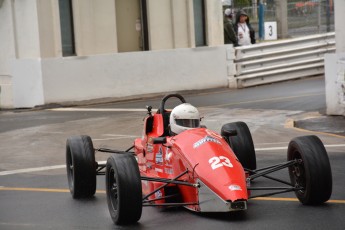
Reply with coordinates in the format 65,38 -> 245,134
115,0 -> 149,52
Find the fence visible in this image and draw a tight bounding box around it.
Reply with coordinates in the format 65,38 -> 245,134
233,32 -> 335,88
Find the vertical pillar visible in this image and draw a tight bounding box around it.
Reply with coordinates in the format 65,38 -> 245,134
274,0 -> 288,39
187,0 -> 195,48
334,0 -> 345,53
204,0 -> 223,46
258,1 -> 264,40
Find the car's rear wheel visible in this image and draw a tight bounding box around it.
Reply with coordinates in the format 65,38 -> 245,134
66,135 -> 96,198
287,135 -> 332,205
221,121 -> 256,171
106,153 -> 142,225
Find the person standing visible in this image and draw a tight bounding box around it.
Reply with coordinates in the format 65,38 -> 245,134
223,8 -> 238,46
234,10 -> 256,46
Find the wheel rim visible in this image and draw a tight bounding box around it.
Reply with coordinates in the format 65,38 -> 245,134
108,168 -> 119,211
291,150 -> 306,194
67,150 -> 74,188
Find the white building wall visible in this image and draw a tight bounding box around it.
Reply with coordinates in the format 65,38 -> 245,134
2,0 -> 229,108
171,1 -> 189,48
147,0 -> 174,50
37,0 -> 61,58
325,0 -> 345,116
11,59 -> 44,108
115,0 -> 141,52
73,0 -> 118,56
205,0 -> 224,46
40,46 -> 229,105
0,0 -> 15,108
13,0 -> 41,58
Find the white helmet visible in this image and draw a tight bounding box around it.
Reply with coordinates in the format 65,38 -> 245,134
169,103 -> 200,135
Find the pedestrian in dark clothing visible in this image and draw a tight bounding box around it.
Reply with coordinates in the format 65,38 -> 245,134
223,9 -> 238,46
233,10 -> 256,46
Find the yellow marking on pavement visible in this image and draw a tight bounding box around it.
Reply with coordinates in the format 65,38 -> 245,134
253,197 -> 299,202
253,197 -> 345,204
1,187 -> 344,204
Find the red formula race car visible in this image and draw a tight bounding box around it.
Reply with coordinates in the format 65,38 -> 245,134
65,94 -> 332,225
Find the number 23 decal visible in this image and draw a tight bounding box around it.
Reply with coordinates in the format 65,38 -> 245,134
209,156 -> 233,170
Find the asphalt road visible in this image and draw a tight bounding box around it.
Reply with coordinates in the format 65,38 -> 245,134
0,76 -> 344,230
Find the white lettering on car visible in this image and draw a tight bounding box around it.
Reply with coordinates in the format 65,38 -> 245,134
209,156 -> 233,170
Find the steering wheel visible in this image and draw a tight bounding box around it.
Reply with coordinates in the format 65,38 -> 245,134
158,94 -> 186,114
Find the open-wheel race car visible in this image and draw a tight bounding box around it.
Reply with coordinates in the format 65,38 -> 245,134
65,93 -> 332,225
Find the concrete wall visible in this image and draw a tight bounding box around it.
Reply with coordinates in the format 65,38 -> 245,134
0,0 -> 60,108
13,0 -> 41,58
11,46 -> 230,107
146,0 -> 223,50
37,0 -> 61,58
11,59 -> 44,107
0,0 -> 15,108
73,0 -> 118,55
115,0 -> 141,52
325,0 -> 345,116
325,53 -> 345,116
204,0 -> 224,46
147,0 -> 175,50
1,0 -> 226,108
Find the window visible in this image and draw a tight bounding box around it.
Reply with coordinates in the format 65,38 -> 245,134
58,0 -> 75,56
193,0 -> 206,46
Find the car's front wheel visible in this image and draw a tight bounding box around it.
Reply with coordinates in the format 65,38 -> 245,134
66,135 -> 96,198
106,153 -> 142,225
287,135 -> 332,205
221,121 -> 256,171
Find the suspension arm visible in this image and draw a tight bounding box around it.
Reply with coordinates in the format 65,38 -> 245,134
249,160 -> 298,180
142,170 -> 190,201
141,176 -> 199,187
95,148 -> 134,154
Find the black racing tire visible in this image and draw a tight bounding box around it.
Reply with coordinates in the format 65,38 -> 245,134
106,153 -> 142,225
221,121 -> 256,171
66,135 -> 96,198
287,135 -> 332,205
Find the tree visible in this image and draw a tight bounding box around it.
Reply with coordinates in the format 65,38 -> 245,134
233,0 -> 251,9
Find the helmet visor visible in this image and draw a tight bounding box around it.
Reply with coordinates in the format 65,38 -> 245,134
175,119 -> 200,128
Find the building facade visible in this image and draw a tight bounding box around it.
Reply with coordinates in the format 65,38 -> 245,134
0,0 -> 231,108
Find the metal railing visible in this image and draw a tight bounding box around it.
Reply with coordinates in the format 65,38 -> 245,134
234,32 -> 335,88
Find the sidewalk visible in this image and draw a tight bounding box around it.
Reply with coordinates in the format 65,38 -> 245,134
294,114 -> 345,137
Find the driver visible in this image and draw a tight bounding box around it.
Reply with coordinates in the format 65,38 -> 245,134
169,103 -> 200,135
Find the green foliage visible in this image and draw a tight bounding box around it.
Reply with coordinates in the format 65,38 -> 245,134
233,0 -> 250,9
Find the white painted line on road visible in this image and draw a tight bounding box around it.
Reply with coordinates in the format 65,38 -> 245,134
103,134 -> 138,137
93,137 -> 138,141
0,161 -> 107,176
325,144 -> 345,148
255,142 -> 289,146
0,165 -> 66,176
93,134 -> 139,141
93,137 -> 136,141
49,108 -> 157,112
255,147 -> 288,151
